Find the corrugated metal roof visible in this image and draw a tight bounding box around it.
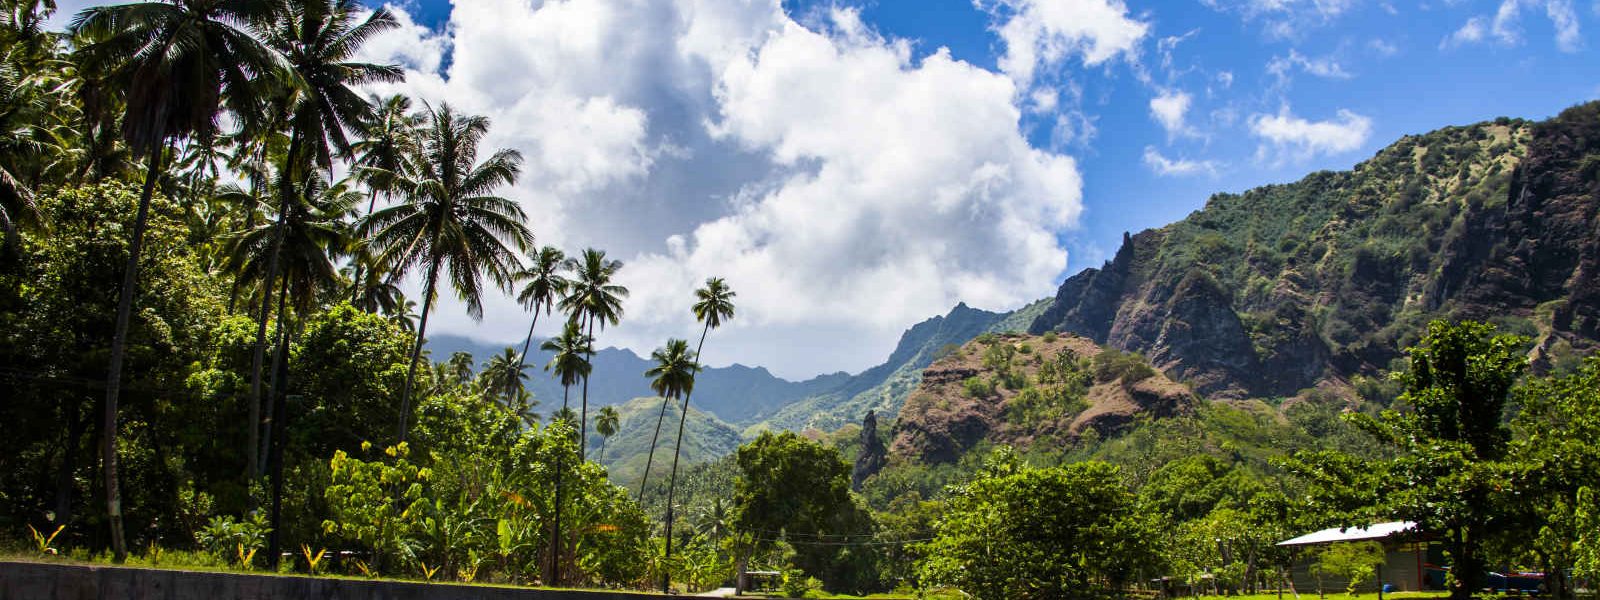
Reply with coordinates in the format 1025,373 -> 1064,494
1276,521 -> 1418,546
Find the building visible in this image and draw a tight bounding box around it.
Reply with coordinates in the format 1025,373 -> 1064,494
1277,521 -> 1440,594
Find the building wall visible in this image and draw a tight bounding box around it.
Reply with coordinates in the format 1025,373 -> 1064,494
1285,543 -> 1432,594
0,560 -> 663,600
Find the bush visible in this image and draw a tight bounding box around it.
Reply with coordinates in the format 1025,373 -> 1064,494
963,377 -> 994,398
1092,349 -> 1156,384
1041,331 -> 1058,343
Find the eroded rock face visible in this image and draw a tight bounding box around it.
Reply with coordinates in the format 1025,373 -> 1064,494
887,333 -> 1195,465
1030,104 -> 1600,397
852,410 -> 887,490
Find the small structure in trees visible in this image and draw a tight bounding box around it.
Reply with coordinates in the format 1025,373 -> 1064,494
1278,521 -> 1437,595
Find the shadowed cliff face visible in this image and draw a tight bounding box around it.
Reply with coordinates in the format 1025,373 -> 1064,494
1031,103 -> 1600,398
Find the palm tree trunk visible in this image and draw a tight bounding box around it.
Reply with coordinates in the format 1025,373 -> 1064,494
398,259 -> 441,443
247,133 -> 301,492
259,275 -> 290,476
580,315 -> 594,461
661,321 -> 710,593
639,393 -> 672,502
513,306 -> 541,405
550,381 -> 570,586
101,148 -> 164,563
265,317 -> 293,570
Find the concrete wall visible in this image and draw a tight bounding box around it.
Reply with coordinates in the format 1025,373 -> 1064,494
0,560 -> 664,600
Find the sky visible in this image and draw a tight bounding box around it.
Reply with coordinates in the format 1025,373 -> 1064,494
50,0 -> 1600,380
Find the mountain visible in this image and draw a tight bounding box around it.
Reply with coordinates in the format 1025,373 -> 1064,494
592,396 -> 744,489
426,335 -> 847,426
1029,102 -> 1600,399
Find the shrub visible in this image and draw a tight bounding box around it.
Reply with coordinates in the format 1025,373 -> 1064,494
1041,331 -> 1058,343
963,377 -> 994,398
1092,349 -> 1156,384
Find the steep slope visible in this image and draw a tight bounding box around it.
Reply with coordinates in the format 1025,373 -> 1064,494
886,332 -> 1195,466
1031,103 -> 1600,398
592,396 -> 744,489
747,302 -> 1012,433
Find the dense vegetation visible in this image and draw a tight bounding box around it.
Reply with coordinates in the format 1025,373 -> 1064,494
2,1 -> 1599,598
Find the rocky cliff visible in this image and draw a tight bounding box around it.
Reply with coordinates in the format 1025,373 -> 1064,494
1031,103 -> 1600,398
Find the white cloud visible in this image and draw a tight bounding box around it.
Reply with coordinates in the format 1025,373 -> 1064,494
1249,106 -> 1373,160
1142,146 -> 1220,176
1201,0 -> 1361,38
1268,49 -> 1353,84
354,0 -> 1085,379
1367,38 -> 1400,56
1149,90 -> 1195,137
1442,0 -> 1583,51
977,0 -> 1150,87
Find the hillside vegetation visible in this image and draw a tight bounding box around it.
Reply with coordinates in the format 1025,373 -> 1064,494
1032,104 -> 1600,398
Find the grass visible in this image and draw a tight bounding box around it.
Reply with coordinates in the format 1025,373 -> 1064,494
1223,593 -> 1447,600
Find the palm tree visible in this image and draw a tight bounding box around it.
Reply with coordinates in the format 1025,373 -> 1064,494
246,0 -> 400,497
70,0 -> 283,562
557,248 -> 627,460
541,320 -> 590,586
660,278 -> 734,592
641,338 -> 698,500
694,497 -> 732,546
350,92 -> 417,215
360,102 -> 533,442
511,246 -> 568,405
594,405 -> 620,463
480,346 -> 530,405
0,58 -> 45,245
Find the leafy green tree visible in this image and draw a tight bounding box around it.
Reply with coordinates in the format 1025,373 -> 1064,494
71,0 -> 282,559
480,346 -> 531,408
1506,356 -> 1600,598
350,92 -> 418,215
1313,542 -> 1385,595
322,441 -> 431,574
733,431 -> 876,593
558,248 -> 626,459
360,102 -> 533,442
917,456 -> 1154,600
538,320 -> 591,585
1348,320 -> 1526,600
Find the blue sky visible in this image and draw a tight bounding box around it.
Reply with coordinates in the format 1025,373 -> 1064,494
49,0 -> 1590,378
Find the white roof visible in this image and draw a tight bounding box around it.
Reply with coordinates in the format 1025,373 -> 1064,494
1277,521 -> 1417,546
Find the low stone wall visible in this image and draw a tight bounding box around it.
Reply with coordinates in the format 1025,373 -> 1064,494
0,560 -> 664,600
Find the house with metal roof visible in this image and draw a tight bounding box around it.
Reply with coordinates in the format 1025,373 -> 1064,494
1277,521 -> 1440,594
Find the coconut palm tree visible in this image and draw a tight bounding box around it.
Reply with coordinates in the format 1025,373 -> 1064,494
480,346 -> 531,406
350,92 -> 417,215
70,0 -> 283,561
557,248 -> 626,459
0,58 -> 45,245
245,0 -> 400,493
660,278 -> 734,592
541,320 -> 590,587
511,246 -> 568,404
640,338 -> 698,501
360,102 -> 533,442
595,405 -> 620,463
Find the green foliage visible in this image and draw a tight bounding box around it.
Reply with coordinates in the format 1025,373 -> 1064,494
960,376 -> 992,398
196,513 -> 270,567
734,431 -> 877,593
917,457 -> 1155,600
1002,384 -> 1088,428
322,442 -> 432,573
1092,348 -> 1156,383
1314,542 -> 1384,595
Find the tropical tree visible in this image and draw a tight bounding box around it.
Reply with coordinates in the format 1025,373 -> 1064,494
558,248 -> 626,459
595,405 -> 620,463
512,246 -> 568,403
245,0 -> 400,496
0,57 -> 46,244
641,338 -> 698,501
480,346 -> 531,406
542,319 -> 591,586
70,0 -> 283,561
360,102 -> 533,442
350,92 -> 417,215
658,279 -> 733,592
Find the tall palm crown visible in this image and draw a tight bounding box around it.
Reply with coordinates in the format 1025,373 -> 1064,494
645,338 -> 699,401
542,321 -> 592,398
258,0 -> 400,175
692,277 -> 736,335
558,248 -> 627,332
221,174 -> 357,313
480,347 -> 529,401
360,102 -> 533,441
71,0 -> 282,156
351,92 -> 418,213
0,58 -> 44,242
594,405 -> 620,462
512,245 -> 569,397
